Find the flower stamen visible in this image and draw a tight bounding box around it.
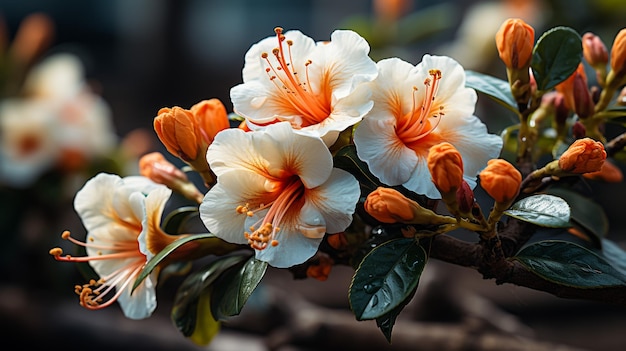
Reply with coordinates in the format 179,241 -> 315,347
259,27 -> 330,128
397,69 -> 444,143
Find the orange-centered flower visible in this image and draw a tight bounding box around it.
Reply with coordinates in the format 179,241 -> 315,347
199,122 -> 359,268
558,137 -> 606,174
479,159 -> 522,204
230,27 -> 377,146
495,18 -> 535,70
353,55 -> 503,199
49,174 -> 188,319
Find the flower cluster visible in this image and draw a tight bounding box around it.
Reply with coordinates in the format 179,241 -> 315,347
49,18 -> 626,347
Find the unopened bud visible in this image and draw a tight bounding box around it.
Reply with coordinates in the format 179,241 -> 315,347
139,152 -> 204,203
364,187 -> 455,226
558,137 -> 606,174
456,180 -> 475,214
479,159 -> 522,205
495,18 -> 535,70
582,32 -> 609,86
583,160 -> 623,183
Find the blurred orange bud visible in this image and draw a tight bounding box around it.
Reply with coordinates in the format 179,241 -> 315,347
364,187 -> 414,223
427,142 -> 464,194
306,254 -> 334,282
10,13 -> 54,65
610,28 -> 626,77
326,232 -> 349,250
139,152 -> 204,203
555,63 -> 589,114
373,0 -> 412,22
495,18 -> 535,70
558,137 -> 606,174
583,160 -> 623,183
479,159 -> 522,204
582,32 -> 609,69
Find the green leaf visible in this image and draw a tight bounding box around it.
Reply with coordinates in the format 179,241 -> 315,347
349,238 -> 427,320
514,240 -> 626,288
544,187 -> 609,245
188,287 -> 221,346
505,194 -> 571,228
333,144 -> 382,192
601,239 -> 626,277
465,70 -> 519,116
171,254 -> 249,338
531,26 -> 582,91
131,233 -> 215,293
375,287 -> 418,343
162,206 -> 199,234
211,257 -> 268,320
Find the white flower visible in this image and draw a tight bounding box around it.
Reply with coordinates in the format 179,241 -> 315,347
51,173 -> 171,319
199,122 -> 359,268
353,55 -> 503,199
230,27 -> 377,146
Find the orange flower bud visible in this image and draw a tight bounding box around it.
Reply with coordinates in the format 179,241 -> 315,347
364,187 -> 456,226
555,63 -> 589,114
558,137 -> 606,174
326,232 -> 349,250
154,107 -> 198,162
427,142 -> 464,194
479,159 -> 522,204
139,152 -> 204,203
583,160 -> 623,183
306,254 -> 334,282
189,99 -> 230,144
610,28 -> 626,77
364,187 -> 414,223
582,32 -> 609,69
495,18 -> 535,69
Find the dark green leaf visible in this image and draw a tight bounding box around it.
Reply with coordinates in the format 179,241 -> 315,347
544,187 -> 608,245
211,257 -> 268,320
465,70 -> 519,116
171,254 -> 248,337
375,286 -> 418,343
601,239 -> 626,277
333,144 -> 382,192
132,233 -> 215,293
531,26 -> 582,91
514,240 -> 626,288
349,238 -> 427,320
162,206 -> 199,234
505,194 -> 571,228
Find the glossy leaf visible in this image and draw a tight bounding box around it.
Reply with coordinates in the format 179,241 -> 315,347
375,286 -> 417,343
544,187 -> 608,246
349,238 -> 427,321
514,240 -> 626,288
333,144 -> 382,192
465,70 -> 519,117
131,233 -> 215,293
505,194 -> 571,228
531,26 -> 582,91
211,256 -> 268,320
171,254 -> 249,338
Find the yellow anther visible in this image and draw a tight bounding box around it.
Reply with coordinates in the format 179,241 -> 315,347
49,247 -> 63,256
61,230 -> 71,239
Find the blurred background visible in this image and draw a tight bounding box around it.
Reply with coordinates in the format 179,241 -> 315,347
2,0 -> 626,350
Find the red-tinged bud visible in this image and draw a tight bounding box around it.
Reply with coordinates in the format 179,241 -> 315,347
456,180 -> 475,214
572,121 -> 587,139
